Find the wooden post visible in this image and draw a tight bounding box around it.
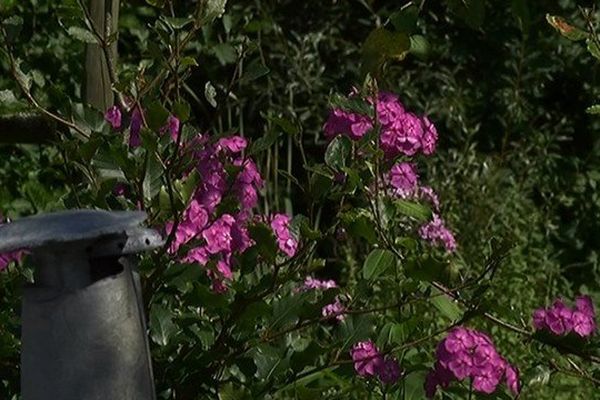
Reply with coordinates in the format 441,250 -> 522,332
85,0 -> 120,111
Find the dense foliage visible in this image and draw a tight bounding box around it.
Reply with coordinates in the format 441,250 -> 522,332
2,0 -> 600,399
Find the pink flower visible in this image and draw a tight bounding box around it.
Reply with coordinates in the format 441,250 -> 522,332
419,213 -> 457,253
270,213 -> 298,257
532,308 -> 547,330
350,340 -> 384,377
164,115 -> 180,142
378,357 -> 402,385
218,136 -> 248,153
323,108 -> 373,140
425,327 -> 518,398
202,214 -> 235,254
129,106 -> 144,148
505,364 -> 520,396
420,116 -> 438,155
298,276 -> 338,291
472,364 -> 503,394
388,162 -> 419,198
533,296 -> 597,338
105,105 -> 122,129
322,297 -> 346,321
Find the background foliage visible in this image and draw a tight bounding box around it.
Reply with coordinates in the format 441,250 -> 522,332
2,0 -> 600,399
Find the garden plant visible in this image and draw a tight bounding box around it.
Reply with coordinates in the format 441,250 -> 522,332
1,0 -> 600,399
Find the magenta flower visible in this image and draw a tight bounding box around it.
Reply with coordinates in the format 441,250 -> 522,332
350,340 -> 384,377
419,213 -> 457,253
270,213 -> 298,257
378,357 -> 402,385
299,276 -> 338,291
202,214 -> 235,254
129,106 -> 144,148
105,105 -> 122,129
323,108 -> 373,140
388,162 -> 419,198
164,115 -> 180,142
420,116 -> 438,155
321,296 -> 346,321
425,327 -> 519,398
533,295 -> 596,338
505,364 -> 520,395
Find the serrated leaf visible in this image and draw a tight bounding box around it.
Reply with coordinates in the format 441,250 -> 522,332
362,249 -> 396,280
67,26 -> 97,43
546,14 -> 587,41
324,135 -> 351,170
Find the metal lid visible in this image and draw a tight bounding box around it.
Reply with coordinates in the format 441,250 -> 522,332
0,209 -> 151,253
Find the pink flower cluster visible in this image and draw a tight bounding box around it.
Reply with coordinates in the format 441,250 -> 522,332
425,327 -> 520,398
533,296 -> 596,338
270,214 -> 298,257
298,276 -> 338,291
418,213 -> 457,253
323,91 -> 437,158
386,162 -> 456,253
164,135 -> 296,292
350,340 -> 402,385
324,91 -> 456,253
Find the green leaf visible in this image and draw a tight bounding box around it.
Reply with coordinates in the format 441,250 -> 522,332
587,39 -> 600,61
406,256 -> 448,282
390,4 -> 419,34
586,104 -> 600,114
150,304 -> 177,346
430,288 -> 462,321
173,100 -> 191,122
242,58 -> 270,82
249,223 -> 278,263
524,365 -> 551,387
394,199 -> 432,222
67,26 -> 97,44
324,135 -> 352,170
361,27 -> 410,75
212,43 -> 237,65
162,16 -> 194,30
248,129 -> 281,156
403,371 -> 428,400
362,249 -> 396,280
143,151 -> 163,201
409,35 -> 429,59
546,14 -> 588,41
146,101 -> 169,131
202,0 -> 228,23
205,82 -> 218,108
